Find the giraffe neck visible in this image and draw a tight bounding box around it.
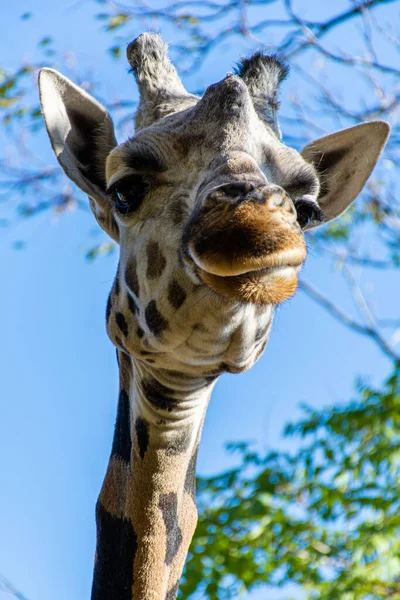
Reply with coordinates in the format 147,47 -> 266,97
91,349 -> 215,600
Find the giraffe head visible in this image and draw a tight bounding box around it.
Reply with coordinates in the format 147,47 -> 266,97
39,33 -> 389,374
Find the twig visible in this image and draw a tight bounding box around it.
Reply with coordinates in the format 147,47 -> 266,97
0,574 -> 31,600
298,279 -> 400,363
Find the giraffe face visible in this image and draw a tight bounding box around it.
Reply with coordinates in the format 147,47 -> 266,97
103,76 -> 319,369
106,75 -> 317,310
39,33 -> 389,372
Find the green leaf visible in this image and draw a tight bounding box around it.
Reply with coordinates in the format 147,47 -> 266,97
39,36 -> 52,46
108,46 -> 121,59
106,13 -> 130,31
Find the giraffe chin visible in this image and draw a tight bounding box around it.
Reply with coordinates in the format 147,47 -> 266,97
200,265 -> 300,305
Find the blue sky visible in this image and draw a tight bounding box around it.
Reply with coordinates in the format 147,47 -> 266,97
0,1 -> 398,599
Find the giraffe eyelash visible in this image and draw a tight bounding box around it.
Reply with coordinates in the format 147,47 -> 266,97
107,174 -> 149,215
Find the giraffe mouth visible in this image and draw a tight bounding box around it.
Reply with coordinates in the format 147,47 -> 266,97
181,191 -> 307,304
182,243 -> 306,305
183,231 -> 306,304
196,261 -> 302,305
181,194 -> 307,303
188,245 -> 306,277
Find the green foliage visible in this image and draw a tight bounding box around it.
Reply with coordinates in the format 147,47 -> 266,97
102,12 -> 130,31
85,241 -> 116,261
183,367 -> 400,599
108,45 -> 121,60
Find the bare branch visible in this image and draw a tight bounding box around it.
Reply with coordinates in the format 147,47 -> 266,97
298,279 -> 400,363
0,574 -> 31,600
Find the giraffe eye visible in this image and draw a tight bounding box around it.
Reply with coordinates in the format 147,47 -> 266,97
108,175 -> 148,215
115,190 -> 130,210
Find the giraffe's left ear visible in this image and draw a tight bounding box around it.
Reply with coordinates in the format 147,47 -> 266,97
301,121 -> 390,229
39,68 -> 119,242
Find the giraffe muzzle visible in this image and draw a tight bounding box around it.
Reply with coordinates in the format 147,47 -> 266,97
181,183 -> 307,304
184,183 -> 306,274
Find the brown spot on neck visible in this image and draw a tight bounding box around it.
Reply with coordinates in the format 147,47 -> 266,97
146,240 -> 167,279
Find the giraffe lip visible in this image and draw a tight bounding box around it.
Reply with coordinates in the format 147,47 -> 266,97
207,263 -> 300,284
245,264 -> 299,280
188,245 -> 307,277
197,263 -> 300,304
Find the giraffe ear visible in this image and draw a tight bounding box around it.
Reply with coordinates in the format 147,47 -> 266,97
301,121 -> 390,229
39,68 -> 119,242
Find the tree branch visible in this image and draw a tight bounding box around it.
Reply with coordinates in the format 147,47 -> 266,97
298,279 -> 400,363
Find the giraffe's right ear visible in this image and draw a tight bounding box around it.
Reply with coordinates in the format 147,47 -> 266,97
39,68 -> 119,242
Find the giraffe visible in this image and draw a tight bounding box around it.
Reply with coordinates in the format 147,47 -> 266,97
38,32 -> 389,600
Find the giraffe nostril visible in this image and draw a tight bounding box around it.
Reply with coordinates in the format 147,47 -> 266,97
214,181 -> 256,199
295,198 -> 324,229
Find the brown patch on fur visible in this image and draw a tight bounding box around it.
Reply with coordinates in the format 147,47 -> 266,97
114,335 -> 124,350
145,300 -> 168,337
124,442 -> 199,599
119,350 -> 132,390
146,241 -> 167,279
165,427 -> 192,456
168,279 -> 186,310
165,581 -> 180,600
165,492 -> 197,596
98,457 -> 130,518
126,256 -> 140,298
